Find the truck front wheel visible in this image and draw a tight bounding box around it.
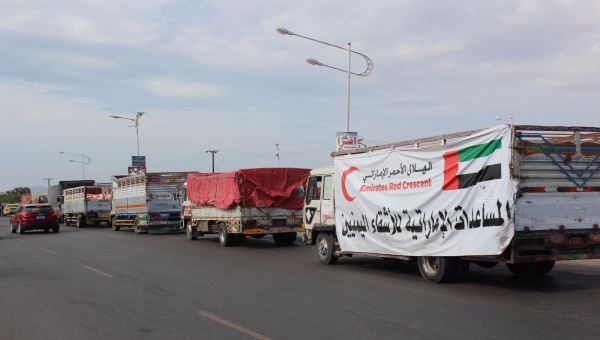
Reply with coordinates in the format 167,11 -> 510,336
316,232 -> 337,265
506,261 -> 555,276
418,257 -> 465,283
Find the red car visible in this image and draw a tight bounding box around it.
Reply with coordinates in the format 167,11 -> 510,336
10,204 -> 60,234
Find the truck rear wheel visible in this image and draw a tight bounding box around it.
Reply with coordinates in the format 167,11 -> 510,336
219,225 -> 234,247
186,223 -> 198,240
506,261 -> 555,276
418,257 -> 465,283
273,232 -> 297,246
76,216 -> 84,228
316,232 -> 337,265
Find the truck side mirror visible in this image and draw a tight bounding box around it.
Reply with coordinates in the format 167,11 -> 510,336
294,186 -> 305,199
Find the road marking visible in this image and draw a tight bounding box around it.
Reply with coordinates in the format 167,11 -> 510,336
41,248 -> 56,255
197,310 -> 271,340
16,238 -> 25,242
82,265 -> 114,279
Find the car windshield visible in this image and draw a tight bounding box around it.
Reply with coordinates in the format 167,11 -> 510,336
24,206 -> 53,213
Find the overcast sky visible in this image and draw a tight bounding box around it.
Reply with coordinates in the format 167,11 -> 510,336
1,0 -> 599,191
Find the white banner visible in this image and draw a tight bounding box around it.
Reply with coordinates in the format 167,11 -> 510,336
334,125 -> 517,256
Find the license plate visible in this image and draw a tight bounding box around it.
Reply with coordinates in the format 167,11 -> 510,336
36,215 -> 45,220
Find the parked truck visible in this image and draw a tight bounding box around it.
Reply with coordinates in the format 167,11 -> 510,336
48,180 -> 96,222
182,168 -> 310,247
304,125 -> 600,283
62,185 -> 112,227
111,172 -> 187,234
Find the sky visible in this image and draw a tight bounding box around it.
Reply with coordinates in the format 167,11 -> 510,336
1,0 -> 600,191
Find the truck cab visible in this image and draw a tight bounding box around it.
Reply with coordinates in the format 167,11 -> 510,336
303,167 -> 335,245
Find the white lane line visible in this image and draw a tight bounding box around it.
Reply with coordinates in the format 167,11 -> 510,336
82,265 -> 114,279
197,310 -> 271,340
41,248 -> 56,255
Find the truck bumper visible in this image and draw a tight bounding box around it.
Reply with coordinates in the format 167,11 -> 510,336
146,222 -> 184,234
511,230 -> 600,263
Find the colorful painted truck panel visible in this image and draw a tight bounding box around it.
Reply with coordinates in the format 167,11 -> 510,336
183,168 -> 310,247
305,125 -> 600,283
111,172 -> 187,234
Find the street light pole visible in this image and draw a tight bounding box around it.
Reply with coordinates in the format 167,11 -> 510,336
59,151 -> 91,180
277,27 -> 373,132
110,112 -> 145,156
206,149 -> 219,173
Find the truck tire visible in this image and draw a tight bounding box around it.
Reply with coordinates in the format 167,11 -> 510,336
219,225 -> 235,247
316,232 -> 337,265
273,232 -> 297,246
506,261 -> 555,276
76,216 -> 84,228
111,218 -> 120,231
417,257 -> 462,283
186,223 -> 198,240
134,223 -> 146,234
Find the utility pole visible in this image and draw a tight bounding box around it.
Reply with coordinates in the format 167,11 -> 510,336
43,177 -> 53,191
206,149 -> 219,173
275,143 -> 280,167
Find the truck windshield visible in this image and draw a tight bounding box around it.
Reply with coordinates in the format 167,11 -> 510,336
306,176 -> 322,203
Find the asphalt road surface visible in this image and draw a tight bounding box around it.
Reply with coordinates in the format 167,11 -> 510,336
1,216 -> 599,340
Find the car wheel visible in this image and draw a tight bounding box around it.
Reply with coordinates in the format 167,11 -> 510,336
316,232 -> 337,265
10,224 -> 16,233
44,228 -> 49,233
17,223 -> 25,235
53,225 -> 60,233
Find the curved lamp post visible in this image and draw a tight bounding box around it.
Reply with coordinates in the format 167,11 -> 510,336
277,27 -> 373,132
59,151 -> 92,180
110,112 -> 145,156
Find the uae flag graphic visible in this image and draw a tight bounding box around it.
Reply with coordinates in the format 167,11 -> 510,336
443,138 -> 502,190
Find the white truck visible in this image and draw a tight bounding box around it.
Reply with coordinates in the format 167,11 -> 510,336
111,172 -> 187,234
304,125 -> 600,283
62,185 -> 112,227
183,168 -> 310,247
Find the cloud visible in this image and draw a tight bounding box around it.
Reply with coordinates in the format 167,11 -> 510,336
144,78 -> 226,98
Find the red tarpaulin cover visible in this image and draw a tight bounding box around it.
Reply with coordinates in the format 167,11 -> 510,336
187,168 -> 310,210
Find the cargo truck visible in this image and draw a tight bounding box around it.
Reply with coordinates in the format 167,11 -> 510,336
182,168 -> 310,247
111,172 -> 187,234
62,185 -> 112,227
304,125 -> 600,283
48,180 -> 96,222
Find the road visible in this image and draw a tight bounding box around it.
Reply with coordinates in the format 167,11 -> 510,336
1,216 -> 599,340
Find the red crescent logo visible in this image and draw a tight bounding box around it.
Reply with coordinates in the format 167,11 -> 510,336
341,166 -> 359,202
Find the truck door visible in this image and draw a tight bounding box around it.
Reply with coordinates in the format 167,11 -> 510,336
304,175 -> 323,233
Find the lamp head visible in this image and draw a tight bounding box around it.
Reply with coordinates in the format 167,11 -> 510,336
306,58 -> 323,66
276,27 -> 292,35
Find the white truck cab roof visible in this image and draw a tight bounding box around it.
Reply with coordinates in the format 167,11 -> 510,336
310,167 -> 334,176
